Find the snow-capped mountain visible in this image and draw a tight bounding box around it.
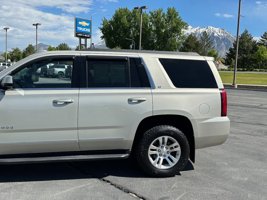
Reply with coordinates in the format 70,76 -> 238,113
184,26 -> 235,57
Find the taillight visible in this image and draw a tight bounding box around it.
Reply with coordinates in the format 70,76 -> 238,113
220,89 -> 227,116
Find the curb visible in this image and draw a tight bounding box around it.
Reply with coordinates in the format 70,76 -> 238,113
224,83 -> 267,92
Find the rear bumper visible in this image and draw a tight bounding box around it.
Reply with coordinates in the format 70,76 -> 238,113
194,117 -> 230,149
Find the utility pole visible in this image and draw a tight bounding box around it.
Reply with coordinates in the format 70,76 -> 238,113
90,16 -> 92,49
3,27 -> 9,64
233,0 -> 242,88
134,6 -> 147,50
33,23 -> 41,52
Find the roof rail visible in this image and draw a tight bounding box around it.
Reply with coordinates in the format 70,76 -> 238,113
77,48 -> 200,56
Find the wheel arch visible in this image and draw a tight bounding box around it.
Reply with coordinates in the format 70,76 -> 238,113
132,115 -> 195,162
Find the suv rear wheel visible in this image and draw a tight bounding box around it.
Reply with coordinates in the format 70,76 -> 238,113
136,125 -> 190,177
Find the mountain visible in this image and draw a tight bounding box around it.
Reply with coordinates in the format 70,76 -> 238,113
184,26 -> 235,57
36,43 -> 50,51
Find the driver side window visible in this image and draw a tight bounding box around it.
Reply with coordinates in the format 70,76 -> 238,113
11,58 -> 73,89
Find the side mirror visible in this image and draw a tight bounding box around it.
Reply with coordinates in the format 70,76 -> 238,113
1,75 -> 13,89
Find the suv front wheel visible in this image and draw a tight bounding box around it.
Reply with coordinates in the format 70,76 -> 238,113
58,71 -> 64,78
136,125 -> 190,177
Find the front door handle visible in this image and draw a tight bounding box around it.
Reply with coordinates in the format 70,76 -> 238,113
53,99 -> 74,105
128,97 -> 147,104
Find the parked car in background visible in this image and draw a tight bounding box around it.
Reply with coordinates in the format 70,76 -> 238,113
0,62 -> 12,72
47,63 -> 69,78
37,63 -> 54,77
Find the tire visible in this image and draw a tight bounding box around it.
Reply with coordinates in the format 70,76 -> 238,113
58,71 -> 64,78
135,125 -> 190,177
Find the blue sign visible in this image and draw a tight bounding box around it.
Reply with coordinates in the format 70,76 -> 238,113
75,18 -> 91,38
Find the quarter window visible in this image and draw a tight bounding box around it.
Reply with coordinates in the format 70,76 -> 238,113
159,58 -> 218,88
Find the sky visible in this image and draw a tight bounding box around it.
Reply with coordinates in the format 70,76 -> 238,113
0,0 -> 266,52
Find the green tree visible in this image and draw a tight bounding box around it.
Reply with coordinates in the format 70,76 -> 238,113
1,52 -> 11,62
56,43 -> 71,50
9,48 -> 22,61
22,44 -> 35,58
258,32 -> 267,47
100,7 -> 187,51
101,8 -> 134,49
199,31 -> 214,56
225,30 -> 257,70
47,46 -> 57,51
207,49 -> 219,60
47,44 -> 71,51
253,45 -> 267,70
149,8 -> 187,51
180,34 -> 201,53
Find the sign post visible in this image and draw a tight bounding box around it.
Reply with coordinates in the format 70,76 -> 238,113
74,17 -> 92,49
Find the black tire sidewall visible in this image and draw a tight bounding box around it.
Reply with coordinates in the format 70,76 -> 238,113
136,125 -> 190,177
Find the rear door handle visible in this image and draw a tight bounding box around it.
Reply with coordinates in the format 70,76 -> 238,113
128,97 -> 147,104
53,99 -> 74,105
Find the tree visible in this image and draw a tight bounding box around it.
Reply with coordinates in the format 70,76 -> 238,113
225,30 -> 257,70
47,46 -> 57,51
199,31 -> 214,56
1,52 -> 11,61
253,45 -> 267,70
100,7 -> 187,51
258,32 -> 267,47
207,49 -> 219,60
180,34 -> 201,53
149,8 -> 187,51
22,44 -> 35,58
9,48 -> 22,61
47,43 -> 71,51
56,43 -> 71,50
101,8 -> 134,49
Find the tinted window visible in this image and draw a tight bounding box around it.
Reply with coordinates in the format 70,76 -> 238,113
87,59 -> 129,88
11,58 -> 74,89
130,58 -> 150,87
86,58 -> 151,88
159,58 -> 217,88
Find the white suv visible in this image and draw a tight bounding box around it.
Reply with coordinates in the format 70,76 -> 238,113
47,64 -> 69,78
0,50 -> 229,177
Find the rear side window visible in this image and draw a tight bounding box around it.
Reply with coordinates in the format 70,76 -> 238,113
86,57 -> 150,88
87,59 -> 129,88
129,58 -> 150,87
159,58 -> 217,88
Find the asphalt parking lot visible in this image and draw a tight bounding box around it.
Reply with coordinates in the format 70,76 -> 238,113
0,89 -> 266,200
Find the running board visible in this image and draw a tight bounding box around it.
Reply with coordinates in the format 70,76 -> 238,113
0,153 -> 129,164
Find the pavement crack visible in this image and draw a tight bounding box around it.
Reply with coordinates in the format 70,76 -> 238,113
67,163 -> 146,199
99,178 -> 146,200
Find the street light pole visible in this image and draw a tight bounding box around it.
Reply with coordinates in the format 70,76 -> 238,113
3,27 -> 9,64
33,23 -> 41,52
134,6 -> 147,50
233,0 -> 242,88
